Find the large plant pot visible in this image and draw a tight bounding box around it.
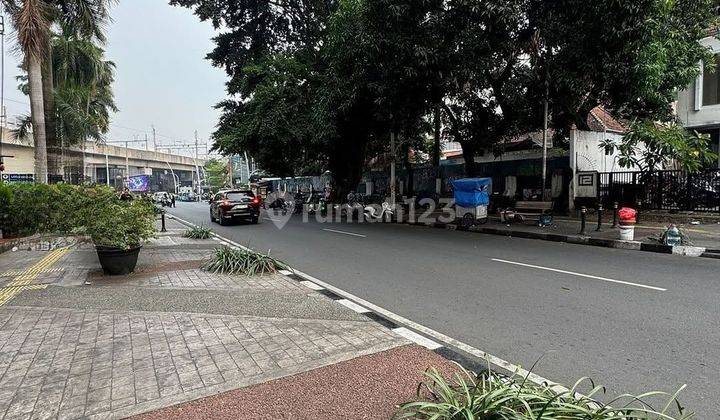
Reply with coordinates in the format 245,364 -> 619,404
95,245 -> 142,275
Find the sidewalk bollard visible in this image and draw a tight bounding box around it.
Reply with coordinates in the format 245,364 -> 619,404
595,204 -> 603,232
579,206 -> 587,235
161,212 -> 167,232
611,202 -> 619,228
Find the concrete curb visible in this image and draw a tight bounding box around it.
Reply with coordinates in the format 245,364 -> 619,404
408,221 -> 711,258
169,214 -> 567,393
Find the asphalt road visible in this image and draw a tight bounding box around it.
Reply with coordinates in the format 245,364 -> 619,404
169,201 -> 719,416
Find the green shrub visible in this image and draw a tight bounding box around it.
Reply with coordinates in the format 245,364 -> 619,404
395,365 -> 692,420
183,225 -> 213,239
0,183 -> 156,248
202,246 -> 285,276
76,191 -> 156,249
0,183 -> 96,236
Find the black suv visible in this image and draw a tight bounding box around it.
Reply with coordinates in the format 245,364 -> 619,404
209,190 -> 262,225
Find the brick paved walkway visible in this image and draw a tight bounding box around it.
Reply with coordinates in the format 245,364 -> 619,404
0,307 -> 402,419
0,223 -> 408,419
122,269 -> 307,291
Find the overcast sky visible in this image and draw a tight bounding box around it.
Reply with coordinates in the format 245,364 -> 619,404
2,0 -> 227,157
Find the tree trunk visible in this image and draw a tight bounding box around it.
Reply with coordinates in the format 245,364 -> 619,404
460,141 -> 477,177
43,46 -> 61,181
28,55 -> 48,184
432,102 -> 441,167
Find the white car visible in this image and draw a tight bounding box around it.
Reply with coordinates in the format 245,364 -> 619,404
152,192 -> 171,205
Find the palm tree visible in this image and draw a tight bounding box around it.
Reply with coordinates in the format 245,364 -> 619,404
3,0 -> 50,183
45,0 -> 114,180
52,29 -> 117,145
2,0 -> 114,182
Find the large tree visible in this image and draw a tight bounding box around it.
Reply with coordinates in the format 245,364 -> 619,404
16,27 -> 117,180
175,0 -> 717,194
4,0 -> 50,183
3,0 -> 114,182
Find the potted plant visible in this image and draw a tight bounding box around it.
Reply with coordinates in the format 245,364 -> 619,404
80,191 -> 156,275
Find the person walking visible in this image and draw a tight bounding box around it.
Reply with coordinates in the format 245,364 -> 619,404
171,194 -> 176,208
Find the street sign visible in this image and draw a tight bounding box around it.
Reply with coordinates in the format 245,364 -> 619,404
1,173 -> 34,183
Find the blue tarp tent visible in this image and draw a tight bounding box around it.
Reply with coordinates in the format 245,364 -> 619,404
452,178 -> 492,207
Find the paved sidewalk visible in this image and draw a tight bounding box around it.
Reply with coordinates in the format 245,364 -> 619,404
0,218 -> 416,419
416,210 -> 720,253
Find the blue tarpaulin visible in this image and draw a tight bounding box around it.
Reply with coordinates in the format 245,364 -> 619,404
452,178 -> 492,207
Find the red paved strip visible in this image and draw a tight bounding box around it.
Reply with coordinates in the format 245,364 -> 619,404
134,344 -> 458,420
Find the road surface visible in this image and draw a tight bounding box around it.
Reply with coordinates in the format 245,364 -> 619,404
169,201 -> 719,416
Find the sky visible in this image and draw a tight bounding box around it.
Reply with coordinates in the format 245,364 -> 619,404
2,0 -> 227,158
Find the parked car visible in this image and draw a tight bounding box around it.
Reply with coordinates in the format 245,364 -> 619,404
209,190 -> 262,225
152,191 -> 171,206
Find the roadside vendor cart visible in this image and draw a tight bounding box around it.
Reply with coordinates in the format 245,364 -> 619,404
452,178 -> 491,229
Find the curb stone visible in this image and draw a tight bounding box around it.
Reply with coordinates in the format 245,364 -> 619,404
170,214 -> 570,396
409,220 -> 711,259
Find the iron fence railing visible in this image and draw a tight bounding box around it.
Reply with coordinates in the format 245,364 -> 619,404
598,169 -> 720,212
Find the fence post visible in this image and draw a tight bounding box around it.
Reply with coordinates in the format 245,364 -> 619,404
657,171 -> 664,209
579,207 -> 587,235
686,173 -> 694,211
611,202 -> 619,228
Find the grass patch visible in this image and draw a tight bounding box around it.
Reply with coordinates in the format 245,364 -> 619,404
395,364 -> 692,419
183,225 -> 213,240
202,245 -> 285,276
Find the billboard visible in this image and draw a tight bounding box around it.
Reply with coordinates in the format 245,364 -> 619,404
128,174 -> 150,192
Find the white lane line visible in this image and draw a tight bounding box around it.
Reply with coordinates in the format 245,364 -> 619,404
299,280 -> 325,290
287,266 -> 567,393
321,228 -> 366,238
490,258 -> 667,292
392,327 -> 442,350
337,299 -> 371,313
169,214 -> 567,393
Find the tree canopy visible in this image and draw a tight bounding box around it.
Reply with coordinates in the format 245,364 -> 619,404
173,0 -> 718,196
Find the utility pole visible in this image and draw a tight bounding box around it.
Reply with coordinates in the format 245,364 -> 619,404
542,75 -> 549,201
194,131 -> 201,199
151,125 -> 157,151
390,132 -> 396,206
105,145 -> 110,186
227,156 -> 234,188
144,134 -> 149,150
244,151 -> 250,184
125,140 -> 129,186
0,11 -> 5,172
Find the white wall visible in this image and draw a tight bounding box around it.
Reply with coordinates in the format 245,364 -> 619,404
677,36 -> 720,129
569,130 -> 628,173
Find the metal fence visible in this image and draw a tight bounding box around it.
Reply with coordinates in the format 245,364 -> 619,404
598,170 -> 720,212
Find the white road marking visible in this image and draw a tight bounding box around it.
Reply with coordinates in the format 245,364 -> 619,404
392,327 -> 442,350
169,213 -> 568,394
490,258 -> 667,292
299,280 -> 324,290
337,299 -> 371,313
322,228 -> 366,238
286,266 -> 568,394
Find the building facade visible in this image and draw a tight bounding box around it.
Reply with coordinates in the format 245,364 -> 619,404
676,32 -> 720,168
